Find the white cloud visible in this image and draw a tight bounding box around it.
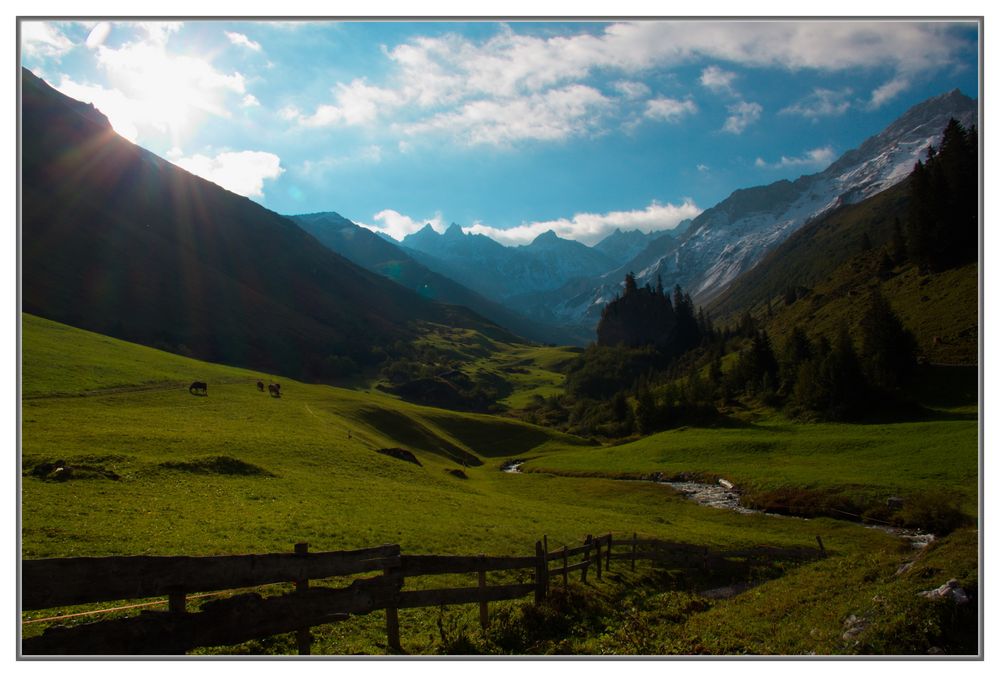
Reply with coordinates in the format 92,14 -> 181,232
288,21 -> 970,146
404,85 -> 610,146
173,150 -> 284,198
697,163 -> 710,172
755,146 -> 836,170
723,100 -> 762,134
699,65 -> 737,95
613,80 -> 651,99
226,31 -> 262,52
21,22 -> 74,58
868,77 -> 911,109
465,200 -> 703,247
278,105 -> 301,120
55,77 -> 148,141
361,200 -> 703,247
293,79 -> 404,127
644,97 -> 698,123
780,87 -> 853,118
85,22 -> 111,50
132,22 -> 183,47
358,209 -> 446,241
241,94 -> 260,107
382,21 -> 968,103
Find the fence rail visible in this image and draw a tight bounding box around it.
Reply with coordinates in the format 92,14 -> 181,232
21,531 -> 823,656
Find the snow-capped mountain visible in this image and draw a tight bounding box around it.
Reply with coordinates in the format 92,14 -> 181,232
538,88 -> 977,330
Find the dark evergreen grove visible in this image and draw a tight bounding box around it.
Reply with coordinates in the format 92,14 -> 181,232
906,118 -> 978,272
596,274 -> 706,357
523,274 -> 927,439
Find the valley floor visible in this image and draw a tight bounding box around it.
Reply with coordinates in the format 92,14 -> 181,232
19,314 -> 980,656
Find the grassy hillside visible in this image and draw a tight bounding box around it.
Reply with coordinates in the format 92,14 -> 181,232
525,412 -> 978,519
20,314 -> 978,655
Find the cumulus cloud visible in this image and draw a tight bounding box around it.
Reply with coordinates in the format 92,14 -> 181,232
21,22 -> 74,58
868,77 -> 910,109
755,146 -> 836,169
700,65 -> 737,94
54,77 -> 150,141
173,150 -> 284,198
241,94 -> 260,107
780,87 -> 853,118
360,201 -> 702,246
226,31 -> 262,52
723,100 -> 762,134
404,85 -> 610,146
286,21 -> 971,146
613,80 -> 651,99
644,97 -> 698,123
358,209 -> 446,241
292,79 -> 404,127
469,200 -> 702,246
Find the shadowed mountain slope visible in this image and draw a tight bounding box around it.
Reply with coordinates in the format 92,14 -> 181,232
21,68 -> 512,381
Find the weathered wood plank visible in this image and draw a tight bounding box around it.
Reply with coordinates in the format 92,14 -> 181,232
399,554 -> 537,576
545,543 -> 592,561
547,560 -> 589,576
395,583 -> 536,610
23,545 -> 401,611
22,575 -> 401,655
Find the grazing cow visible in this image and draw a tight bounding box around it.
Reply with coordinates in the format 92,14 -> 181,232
256,380 -> 265,392
268,383 -> 281,398
189,381 -> 208,396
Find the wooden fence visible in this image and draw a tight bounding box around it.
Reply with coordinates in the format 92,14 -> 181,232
21,533 -> 822,655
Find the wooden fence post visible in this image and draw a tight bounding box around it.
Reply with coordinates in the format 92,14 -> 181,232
534,541 -> 546,604
594,537 -> 602,581
294,542 -> 312,656
384,554 -> 402,654
605,534 -> 612,572
816,535 -> 826,557
581,535 -> 592,583
478,555 -> 489,631
168,592 -> 186,615
561,546 -> 569,586
631,533 -> 637,572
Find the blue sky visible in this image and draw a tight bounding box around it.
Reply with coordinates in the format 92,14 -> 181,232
21,19 -> 979,245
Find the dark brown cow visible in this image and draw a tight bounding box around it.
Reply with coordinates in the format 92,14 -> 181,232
189,381 -> 208,396
256,380 -> 265,392
268,383 -> 281,398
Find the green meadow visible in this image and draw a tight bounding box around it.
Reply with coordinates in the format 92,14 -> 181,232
20,313 -> 979,654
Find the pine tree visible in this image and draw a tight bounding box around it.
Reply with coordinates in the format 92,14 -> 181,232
859,287 -> 918,391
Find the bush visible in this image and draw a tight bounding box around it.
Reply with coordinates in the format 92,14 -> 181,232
894,489 -> 970,535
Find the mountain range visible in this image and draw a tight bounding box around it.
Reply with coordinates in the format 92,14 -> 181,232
394,89 -> 975,338
21,65 -> 978,363
288,211 -> 586,344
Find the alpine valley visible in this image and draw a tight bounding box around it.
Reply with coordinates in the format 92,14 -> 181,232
19,18 -> 981,659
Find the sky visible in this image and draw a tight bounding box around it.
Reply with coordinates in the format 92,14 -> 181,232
20,19 -> 980,246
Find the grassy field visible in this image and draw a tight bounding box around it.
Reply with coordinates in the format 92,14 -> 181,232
20,313 -> 980,655
524,413 -> 979,518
